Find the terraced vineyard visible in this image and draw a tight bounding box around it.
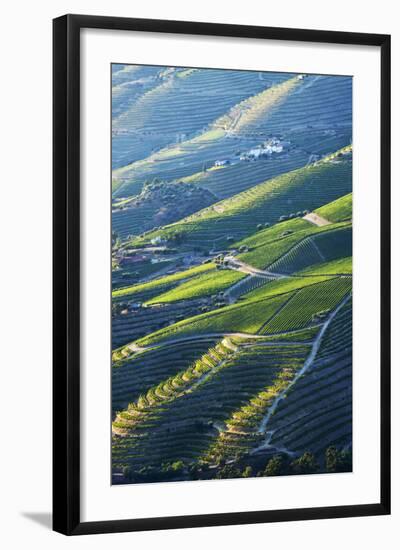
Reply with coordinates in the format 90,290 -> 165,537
267,297 -> 352,455
266,226 -> 352,275
112,67 -> 288,171
135,292 -> 291,347
112,263 -> 214,302
112,339 -> 312,470
128,155 -> 352,252
112,300 -> 213,348
111,64 -> 353,485
261,277 -> 352,334
112,338 -> 220,412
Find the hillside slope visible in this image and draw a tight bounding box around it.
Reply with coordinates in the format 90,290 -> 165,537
128,149 -> 352,251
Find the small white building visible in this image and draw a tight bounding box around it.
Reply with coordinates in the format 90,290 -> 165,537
248,148 -> 262,158
264,144 -> 281,154
150,236 -> 165,245
214,159 -> 230,167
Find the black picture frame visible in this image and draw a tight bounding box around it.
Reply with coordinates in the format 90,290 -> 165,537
53,14 -> 391,536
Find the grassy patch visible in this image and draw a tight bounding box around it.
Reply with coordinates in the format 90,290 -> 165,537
262,277 -> 352,334
237,221 -> 349,270
146,269 -> 245,304
137,293 -> 291,346
127,151 -> 352,251
112,263 -> 214,301
315,193 -> 352,223
297,256 -> 352,276
243,275 -> 332,302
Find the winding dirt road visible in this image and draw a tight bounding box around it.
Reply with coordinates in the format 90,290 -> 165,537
224,256 -> 286,278
252,292 -> 352,451
125,326 -> 321,355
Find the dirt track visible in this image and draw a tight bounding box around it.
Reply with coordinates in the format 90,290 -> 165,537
303,212 -> 332,227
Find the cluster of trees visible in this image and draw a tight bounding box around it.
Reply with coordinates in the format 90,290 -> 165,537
120,446 -> 351,484
211,447 -> 352,480
324,446 -> 352,473
259,452 -> 320,476
215,464 -> 253,480
214,254 -> 226,266
279,210 -> 309,223
122,460 -> 186,483
260,447 -> 352,477
168,230 -> 187,244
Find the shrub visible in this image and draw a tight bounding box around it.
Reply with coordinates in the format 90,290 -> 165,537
171,460 -> 185,472
264,454 -> 288,476
216,464 -> 242,479
242,466 -> 253,478
290,452 -> 319,475
122,465 -> 134,481
325,446 -> 352,473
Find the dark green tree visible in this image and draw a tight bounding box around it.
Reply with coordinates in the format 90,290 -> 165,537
263,454 -> 289,477
242,466 -> 253,478
290,452 -> 319,475
216,464 -> 241,479
171,460 -> 185,472
325,446 -> 339,473
325,446 -> 352,473
122,465 -> 134,481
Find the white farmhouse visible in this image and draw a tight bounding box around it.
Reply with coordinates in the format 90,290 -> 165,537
151,236 -> 165,245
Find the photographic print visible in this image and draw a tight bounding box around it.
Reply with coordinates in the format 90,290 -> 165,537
111,64 -> 353,485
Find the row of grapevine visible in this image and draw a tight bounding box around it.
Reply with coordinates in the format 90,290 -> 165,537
267,298 -> 352,455
112,338 -> 219,412
113,339 -> 237,435
261,277 -> 351,334
113,74 -> 351,199
134,157 -> 352,251
112,340 -> 310,471
225,273 -> 275,301
112,70 -> 292,194
267,226 -> 352,274
112,300 -> 208,348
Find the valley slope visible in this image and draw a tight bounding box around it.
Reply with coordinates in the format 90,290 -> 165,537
111,65 -> 353,484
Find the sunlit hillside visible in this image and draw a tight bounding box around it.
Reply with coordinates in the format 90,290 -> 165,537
111,64 -> 353,484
